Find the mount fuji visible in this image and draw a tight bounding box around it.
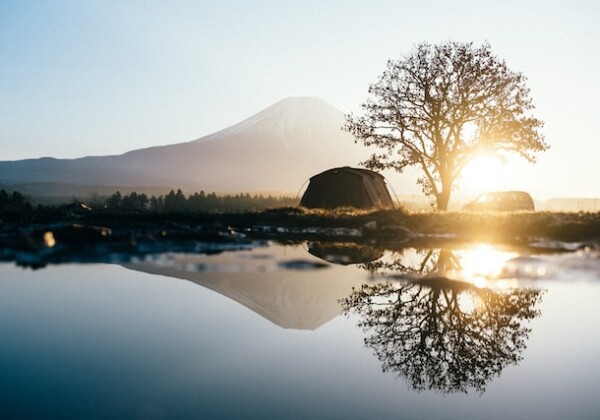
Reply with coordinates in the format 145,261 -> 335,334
0,97 -> 372,194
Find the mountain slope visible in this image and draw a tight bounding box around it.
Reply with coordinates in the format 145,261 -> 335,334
0,97 -> 371,193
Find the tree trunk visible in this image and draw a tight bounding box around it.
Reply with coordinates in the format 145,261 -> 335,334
436,176 -> 453,211
436,191 -> 450,211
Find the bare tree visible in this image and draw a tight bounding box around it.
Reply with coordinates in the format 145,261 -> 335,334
345,42 -> 548,210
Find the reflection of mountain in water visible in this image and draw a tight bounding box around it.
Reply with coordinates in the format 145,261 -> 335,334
123,247 -> 367,330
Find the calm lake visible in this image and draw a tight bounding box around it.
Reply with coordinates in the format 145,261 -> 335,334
1,241 -> 599,419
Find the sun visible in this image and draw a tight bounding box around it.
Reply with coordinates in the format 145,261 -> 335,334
460,155 -> 513,194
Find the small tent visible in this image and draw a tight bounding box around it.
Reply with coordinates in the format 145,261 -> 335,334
300,166 -> 394,209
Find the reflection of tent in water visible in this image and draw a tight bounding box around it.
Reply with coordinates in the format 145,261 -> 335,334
308,242 -> 384,265
300,166 -> 394,209
123,246 -> 365,330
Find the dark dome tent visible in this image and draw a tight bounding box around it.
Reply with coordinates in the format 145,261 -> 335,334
300,167 -> 394,209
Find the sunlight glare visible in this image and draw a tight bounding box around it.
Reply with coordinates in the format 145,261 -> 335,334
451,244 -> 519,288
460,156 -> 515,194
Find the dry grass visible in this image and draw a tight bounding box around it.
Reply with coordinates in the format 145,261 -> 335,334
3,204 -> 600,246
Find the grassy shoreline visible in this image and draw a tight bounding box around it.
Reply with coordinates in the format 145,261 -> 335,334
3,206 -> 600,268
3,206 -> 600,242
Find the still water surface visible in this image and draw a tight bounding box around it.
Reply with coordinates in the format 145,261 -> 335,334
1,242 -> 599,419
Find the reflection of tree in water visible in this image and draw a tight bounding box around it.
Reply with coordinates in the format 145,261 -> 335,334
344,248 -> 544,394
360,248 -> 461,277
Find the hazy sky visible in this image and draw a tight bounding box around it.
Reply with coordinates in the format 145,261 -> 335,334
1,0 -> 599,197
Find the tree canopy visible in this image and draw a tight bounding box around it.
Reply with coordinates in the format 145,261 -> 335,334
345,41 -> 548,210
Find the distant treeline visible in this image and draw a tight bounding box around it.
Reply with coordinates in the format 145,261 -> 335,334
0,189 -> 33,213
104,189 -> 298,213
0,188 -> 298,215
